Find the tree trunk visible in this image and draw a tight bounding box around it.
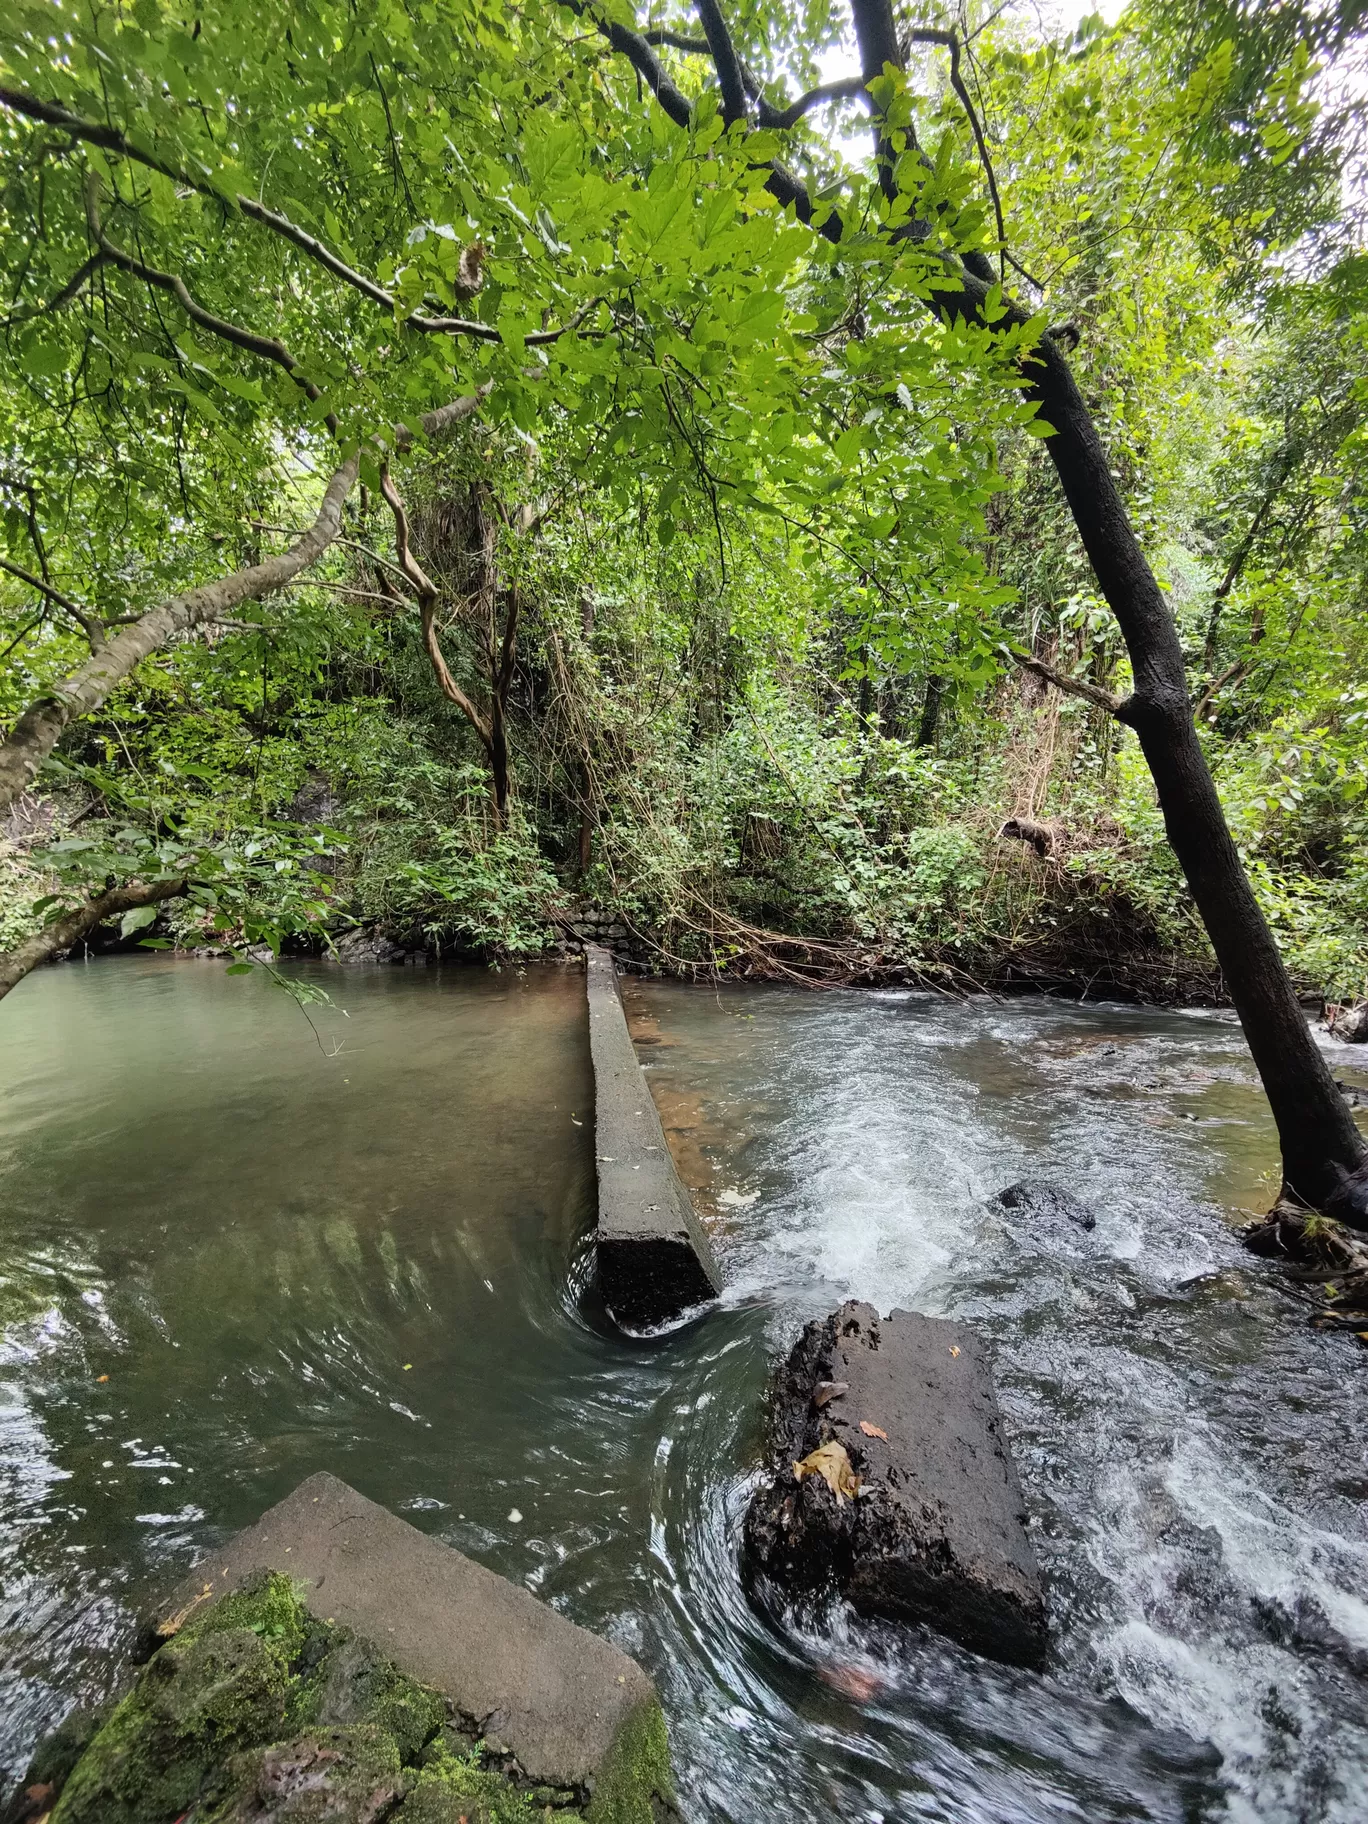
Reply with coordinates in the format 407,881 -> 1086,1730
593,0 -> 1366,1211
1023,336 -> 1362,1207
916,674 -> 945,748
489,693 -> 511,825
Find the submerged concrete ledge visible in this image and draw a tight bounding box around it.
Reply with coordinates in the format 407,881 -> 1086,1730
584,945 -> 722,1330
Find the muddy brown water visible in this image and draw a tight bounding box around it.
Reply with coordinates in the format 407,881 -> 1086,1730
1,956 -> 1367,1822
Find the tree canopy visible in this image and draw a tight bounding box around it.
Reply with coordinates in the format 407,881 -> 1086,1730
3,0 -> 1368,1198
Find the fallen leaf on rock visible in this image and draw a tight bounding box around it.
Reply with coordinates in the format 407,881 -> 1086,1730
813,1380 -> 848,1409
948,1346 -> 961,1358
793,1440 -> 860,1505
858,1420 -> 888,1440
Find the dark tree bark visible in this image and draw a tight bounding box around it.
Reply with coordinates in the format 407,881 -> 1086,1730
916,674 -> 945,748
589,0 -> 1365,1214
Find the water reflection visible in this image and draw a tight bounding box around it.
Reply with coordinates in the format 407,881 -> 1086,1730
0,959 -> 1364,1822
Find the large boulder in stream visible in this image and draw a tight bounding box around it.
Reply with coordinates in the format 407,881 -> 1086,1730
12,1474 -> 677,1824
744,1302 -> 1047,1667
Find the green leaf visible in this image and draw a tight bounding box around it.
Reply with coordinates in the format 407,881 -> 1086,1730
120,904 -> 161,937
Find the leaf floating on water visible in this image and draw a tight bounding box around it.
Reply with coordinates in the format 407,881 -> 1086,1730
858,1420 -> 888,1440
793,1441 -> 860,1505
813,1380 -> 848,1409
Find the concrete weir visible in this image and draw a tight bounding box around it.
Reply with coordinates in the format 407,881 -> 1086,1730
153,1471 -> 673,1806
584,944 -> 722,1330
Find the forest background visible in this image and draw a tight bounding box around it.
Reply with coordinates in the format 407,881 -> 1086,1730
2,0 -> 1367,1003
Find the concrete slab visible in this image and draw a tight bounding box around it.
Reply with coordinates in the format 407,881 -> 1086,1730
585,945 -> 721,1329
744,1301 -> 1047,1666
152,1472 -> 660,1794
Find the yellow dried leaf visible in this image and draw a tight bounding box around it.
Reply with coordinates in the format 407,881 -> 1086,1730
948,1345 -> 961,1358
858,1420 -> 888,1441
793,1440 -> 861,1505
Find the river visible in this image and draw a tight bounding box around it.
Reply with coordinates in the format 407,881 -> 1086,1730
1,956 -> 1366,1822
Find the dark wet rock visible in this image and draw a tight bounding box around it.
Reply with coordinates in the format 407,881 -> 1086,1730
744,1301 -> 1047,1667
988,1180 -> 1097,1232
332,928 -> 405,966
293,1628 -> 445,1762
585,945 -> 721,1329
1328,1001 -> 1368,1042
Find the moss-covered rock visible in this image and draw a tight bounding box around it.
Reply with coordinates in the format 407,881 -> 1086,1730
394,1740 -> 581,1823
202,1722 -> 405,1821
584,1701 -> 675,1824
34,1571 -> 675,1824
50,1623 -> 293,1823
292,1628 -> 446,1762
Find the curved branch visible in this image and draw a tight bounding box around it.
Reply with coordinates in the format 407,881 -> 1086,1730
760,77 -> 871,130
696,0 -> 749,125
1009,650 -> 1125,718
0,554 -> 104,648
904,27 -> 1007,280
0,86 -> 481,314
639,29 -> 710,52
0,876 -> 187,1004
84,174 -> 335,428
379,467 -> 492,750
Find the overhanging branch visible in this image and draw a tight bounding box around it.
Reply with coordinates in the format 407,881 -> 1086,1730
0,876 -> 187,1004
1010,650 -> 1125,718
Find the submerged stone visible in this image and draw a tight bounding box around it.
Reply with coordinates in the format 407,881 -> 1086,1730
988,1180 -> 1097,1232
744,1301 -> 1047,1667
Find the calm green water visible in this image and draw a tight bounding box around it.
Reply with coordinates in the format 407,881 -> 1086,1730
2,957 -> 1367,1822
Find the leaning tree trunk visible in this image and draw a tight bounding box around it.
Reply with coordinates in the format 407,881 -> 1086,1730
1020,338 -> 1363,1206
837,0 -> 1362,1210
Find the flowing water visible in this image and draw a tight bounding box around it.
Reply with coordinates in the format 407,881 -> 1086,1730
1,957 -> 1367,1823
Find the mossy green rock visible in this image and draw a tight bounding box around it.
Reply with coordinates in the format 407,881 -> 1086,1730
293,1628 -> 446,1762
202,1723 -> 406,1821
36,1556 -> 677,1824
51,1623 -> 293,1824
396,1741 -> 581,1822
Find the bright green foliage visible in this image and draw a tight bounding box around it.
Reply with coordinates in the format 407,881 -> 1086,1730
1,1 -> 1367,996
